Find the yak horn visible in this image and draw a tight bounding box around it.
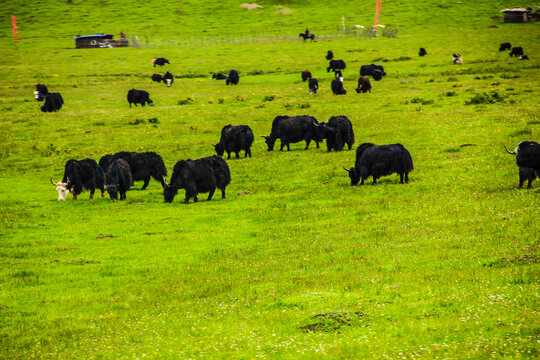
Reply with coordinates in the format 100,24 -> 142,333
163,178 -> 169,187
312,121 -> 320,127
50,178 -> 66,186
504,145 -> 517,155
211,143 -> 216,147
343,166 -> 351,172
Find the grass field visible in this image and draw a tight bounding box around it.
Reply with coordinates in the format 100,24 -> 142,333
0,1 -> 539,359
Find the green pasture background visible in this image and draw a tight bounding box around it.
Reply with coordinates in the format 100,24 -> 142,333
0,1 -> 539,358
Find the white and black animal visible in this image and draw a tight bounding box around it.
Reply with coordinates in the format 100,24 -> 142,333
35,84 -> 63,112
331,77 -> 346,95
163,71 -> 174,87
226,70 -> 239,85
355,76 -> 372,93
301,71 -> 312,82
127,89 -> 153,107
519,55 -> 529,60
504,141 -> 540,188
344,143 -> 414,185
106,158 -> 133,201
262,115 -> 323,151
164,155 -> 231,204
212,124 -> 254,159
453,53 -> 463,64
308,78 -> 319,94
51,159 -> 105,200
152,57 -> 170,67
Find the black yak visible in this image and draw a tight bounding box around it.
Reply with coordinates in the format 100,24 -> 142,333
419,48 -> 427,56
327,59 -> 346,73
308,78 -> 319,94
360,64 -> 386,77
52,159 -> 105,200
355,77 -> 372,93
41,93 -> 64,112
331,78 -> 347,95
226,70 -> 239,85
499,42 -> 511,52
99,151 -> 167,189
212,73 -> 227,80
34,84 -> 48,101
326,50 -> 334,61
163,71 -> 174,87
344,143 -> 414,185
299,33 -> 315,41
127,89 -> 153,107
164,155 -> 231,204
505,141 -> 540,188
301,71 -> 312,82
262,115 -> 323,151
106,159 -> 133,200
152,57 -> 170,67
151,74 -> 163,83
372,69 -> 384,81
212,124 -> 254,159
314,116 -> 355,152
510,47 -> 524,57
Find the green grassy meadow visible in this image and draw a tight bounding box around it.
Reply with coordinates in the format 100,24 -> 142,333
0,1 -> 539,358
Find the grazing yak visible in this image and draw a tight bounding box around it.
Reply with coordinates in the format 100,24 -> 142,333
99,151 -> 167,189
127,89 -> 153,107
301,70 -> 312,82
151,73 -> 163,83
331,78 -> 347,95
326,50 -> 334,61
35,84 -> 63,112
510,47 -> 524,57
519,55 -> 529,60
453,54 -> 463,64
226,70 -> 239,85
314,116 -> 355,152
355,77 -> 372,93
262,115 -> 323,151
344,143 -> 414,185
419,48 -> 427,56
106,159 -> 132,201
327,59 -> 346,73
212,124 -> 254,159
308,78 -> 319,94
499,42 -> 511,52
163,71 -> 174,87
164,155 -> 231,204
360,64 -> 386,78
504,141 -> 540,189
212,73 -> 227,80
372,69 -> 384,81
52,159 -> 105,200
152,57 -> 170,67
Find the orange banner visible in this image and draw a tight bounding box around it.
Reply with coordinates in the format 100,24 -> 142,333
12,15 -> 18,42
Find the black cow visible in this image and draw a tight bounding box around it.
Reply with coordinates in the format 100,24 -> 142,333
163,71 -> 174,87
419,48 -> 427,56
212,124 -> 254,159
510,47 -> 524,57
212,73 -> 227,80
360,64 -> 386,77
262,115 -> 323,151
355,77 -> 372,93
499,42 -> 511,52
505,141 -> 540,188
99,151 -> 167,189
327,59 -> 346,73
34,84 -> 48,101
301,71 -> 312,82
326,50 -> 334,61
41,93 -> 64,112
331,78 -> 346,95
226,70 -> 239,85
164,155 -> 231,204
152,57 -> 170,67
106,159 -> 133,200
372,69 -> 384,81
127,89 -> 153,107
308,78 -> 319,94
344,143 -> 414,185
299,33 -> 315,41
315,116 -> 355,152
151,74 -> 163,83
60,159 -> 105,200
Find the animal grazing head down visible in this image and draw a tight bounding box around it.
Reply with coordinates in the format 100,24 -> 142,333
212,143 -> 225,157
260,135 -> 275,151
51,178 -> 70,201
163,179 -> 179,203
504,145 -> 518,156
343,167 -> 360,186
106,184 -> 119,201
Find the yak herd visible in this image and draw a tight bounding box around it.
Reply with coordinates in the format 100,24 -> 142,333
45,41 -> 537,203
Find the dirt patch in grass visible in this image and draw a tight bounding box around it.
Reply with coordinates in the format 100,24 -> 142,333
299,311 -> 365,332
483,255 -> 538,267
96,234 -> 116,239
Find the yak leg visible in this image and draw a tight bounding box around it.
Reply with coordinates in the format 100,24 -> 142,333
141,177 -> 150,190
400,173 -> 404,184
405,172 -> 409,184
235,152 -> 240,159
207,188 -> 215,201
304,139 -> 311,150
227,152 -> 231,160
221,187 -> 226,199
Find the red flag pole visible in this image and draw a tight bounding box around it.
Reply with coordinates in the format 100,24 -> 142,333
11,15 -> 18,43
375,0 -> 381,32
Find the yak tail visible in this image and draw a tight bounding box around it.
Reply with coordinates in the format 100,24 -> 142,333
402,148 -> 414,172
